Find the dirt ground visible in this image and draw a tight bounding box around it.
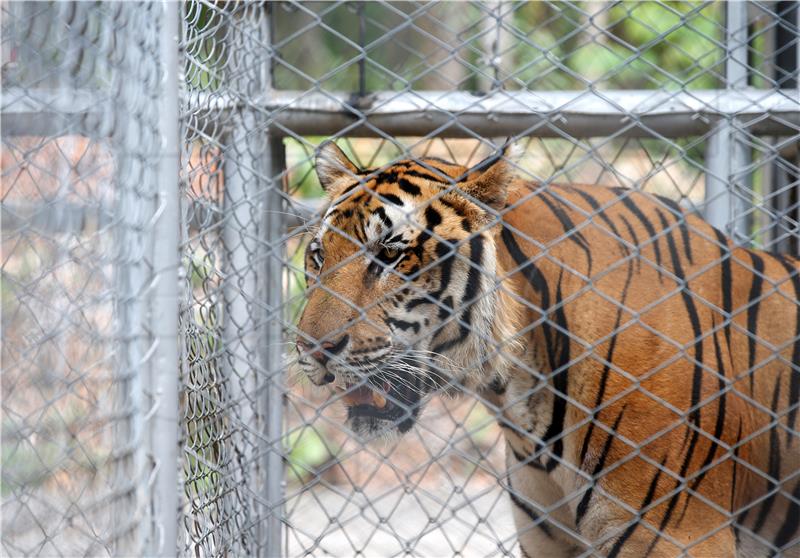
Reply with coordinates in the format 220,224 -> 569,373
284,390 -> 521,557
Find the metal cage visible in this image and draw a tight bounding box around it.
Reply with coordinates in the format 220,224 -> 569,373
2,1 -> 799,556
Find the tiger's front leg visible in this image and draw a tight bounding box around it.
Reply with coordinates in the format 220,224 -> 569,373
505,447 -> 582,558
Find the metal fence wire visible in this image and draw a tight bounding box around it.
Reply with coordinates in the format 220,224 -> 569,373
2,1 -> 800,557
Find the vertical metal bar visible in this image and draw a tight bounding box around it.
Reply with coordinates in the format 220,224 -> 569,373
704,1 -> 752,243
149,1 -> 181,555
221,106 -> 261,554
727,1 -> 750,88
220,4 -> 281,555
480,0 -> 506,92
263,137 -> 286,558
769,1 -> 799,253
110,2 -> 149,552
260,5 -> 285,555
358,2 -> 367,97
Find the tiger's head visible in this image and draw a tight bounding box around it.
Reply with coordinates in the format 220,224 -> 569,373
296,142 -> 519,437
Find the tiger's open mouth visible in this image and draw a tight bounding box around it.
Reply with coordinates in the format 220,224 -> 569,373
337,376 -> 422,435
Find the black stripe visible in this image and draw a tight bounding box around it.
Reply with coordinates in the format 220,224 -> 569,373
775,255 -> 800,445
430,235 -> 484,354
753,374 -> 783,534
714,229 -> 733,351
566,187 -> 630,256
538,191 -> 593,275
676,322 -> 728,522
654,195 -> 692,262
405,208 -> 445,311
386,317 -> 420,334
772,481 -> 800,554
436,295 -> 454,321
619,214 -> 643,273
507,475 -> 553,538
576,406 -> 627,527
651,209 -> 705,536
500,225 -> 549,297
578,259 -> 634,467
708,325 -> 728,470
437,197 -> 468,219
397,177 -> 422,196
500,226 -> 554,369
353,213 -> 368,245
500,225 -> 572,471
658,208 -> 704,425
424,205 -> 442,229
338,180 -> 363,198
501,222 -> 566,464
512,446 -> 547,472
619,194 -> 664,281
544,272 -> 570,472
746,252 -> 765,394
732,419 -> 743,542
607,455 -> 669,558
380,193 -> 403,206
642,190 -> 693,266
373,206 -> 393,232
677,218 -> 694,265
462,235 -> 484,305
404,168 -> 450,184
373,169 -> 400,184
651,192 -> 683,215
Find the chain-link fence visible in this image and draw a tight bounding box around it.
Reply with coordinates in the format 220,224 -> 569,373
3,1 -> 800,557
2,2 -> 180,555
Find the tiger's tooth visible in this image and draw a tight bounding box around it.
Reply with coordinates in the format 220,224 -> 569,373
373,391 -> 387,409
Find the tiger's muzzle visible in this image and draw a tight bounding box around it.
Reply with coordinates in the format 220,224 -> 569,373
338,365 -> 424,436
297,339 -> 430,437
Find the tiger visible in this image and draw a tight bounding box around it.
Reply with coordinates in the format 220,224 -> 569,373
295,140 -> 800,557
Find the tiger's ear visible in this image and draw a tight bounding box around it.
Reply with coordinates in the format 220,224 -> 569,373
315,141 -> 360,195
458,142 -> 521,210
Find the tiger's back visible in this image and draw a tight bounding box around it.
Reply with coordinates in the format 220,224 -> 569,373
497,180 -> 800,557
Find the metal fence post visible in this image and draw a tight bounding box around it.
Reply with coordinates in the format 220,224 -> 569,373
149,2 -> 181,555
704,0 -> 752,243
221,104 -> 263,553
768,1 -> 800,254
218,4 -> 284,555
256,4 -> 286,555
262,136 -> 287,558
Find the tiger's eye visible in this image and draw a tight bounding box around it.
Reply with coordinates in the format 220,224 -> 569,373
383,247 -> 400,261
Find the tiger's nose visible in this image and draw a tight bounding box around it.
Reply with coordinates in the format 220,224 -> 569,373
296,334 -> 349,366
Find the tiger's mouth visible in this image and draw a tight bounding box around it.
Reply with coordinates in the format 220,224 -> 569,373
337,376 -> 423,436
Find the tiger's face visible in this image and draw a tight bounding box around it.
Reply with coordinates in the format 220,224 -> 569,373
296,142 -> 515,437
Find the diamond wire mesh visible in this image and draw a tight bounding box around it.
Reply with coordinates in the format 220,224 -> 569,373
177,1 -> 800,556
2,2 -> 169,556
3,0 -> 799,557
177,2 -> 800,557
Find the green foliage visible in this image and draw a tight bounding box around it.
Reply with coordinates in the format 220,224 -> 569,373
184,0 -> 226,91
512,1 -> 722,90
464,404 -> 495,446
184,2 -> 726,92
284,426 -> 336,484
185,246 -> 215,292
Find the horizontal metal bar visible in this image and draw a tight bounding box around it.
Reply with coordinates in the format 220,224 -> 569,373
187,88 -> 800,138
0,198 -> 322,234
1,89 -> 110,137
1,202 -> 114,234
5,88 -> 799,139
